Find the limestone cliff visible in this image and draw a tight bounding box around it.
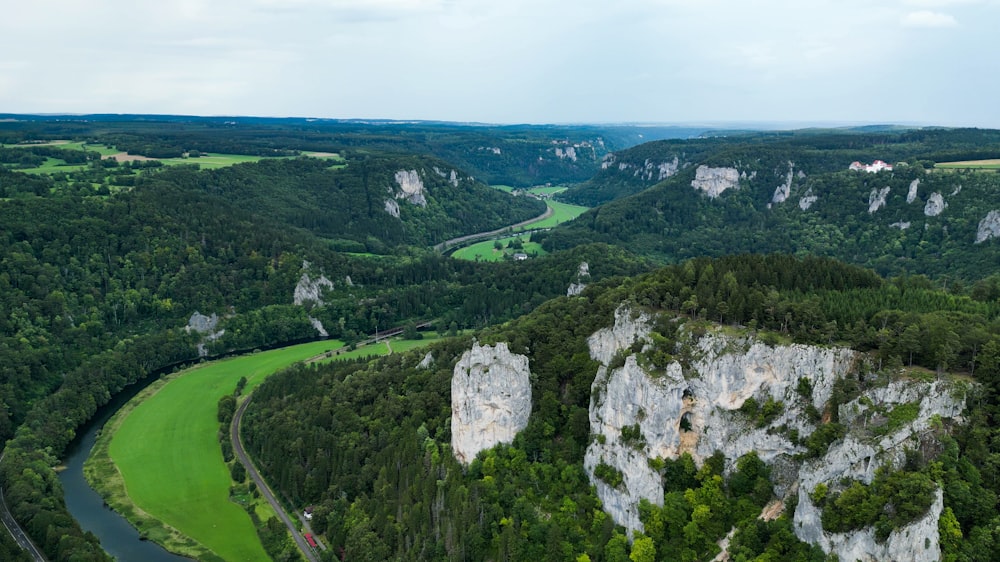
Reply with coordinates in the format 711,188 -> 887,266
868,187 -> 890,213
451,342 -> 532,465
924,192 -> 947,217
771,161 -> 794,204
580,307 -> 965,561
294,270 -> 334,306
691,166 -> 740,198
976,210 -> 1000,243
393,169 -> 428,207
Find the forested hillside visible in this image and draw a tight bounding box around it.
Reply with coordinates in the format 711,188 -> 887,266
243,254 -> 1000,561
145,156 -> 545,248
560,128 -> 1000,207
547,130 -> 1000,280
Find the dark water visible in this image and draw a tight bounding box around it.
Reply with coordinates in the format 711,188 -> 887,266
59,376 -> 191,562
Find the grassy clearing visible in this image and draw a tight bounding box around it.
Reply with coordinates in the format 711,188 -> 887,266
490,185 -> 515,192
451,235 -> 546,262
513,200 -> 588,231
88,335 -> 438,560
157,153 -> 270,169
90,339 -> 343,561
526,185 -> 568,196
935,159 -> 1000,170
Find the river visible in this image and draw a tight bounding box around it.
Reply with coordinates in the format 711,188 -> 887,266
58,375 -> 191,562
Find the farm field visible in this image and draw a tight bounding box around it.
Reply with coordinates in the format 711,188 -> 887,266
451,234 -> 546,262
936,159 -> 1000,170
92,339 -> 345,561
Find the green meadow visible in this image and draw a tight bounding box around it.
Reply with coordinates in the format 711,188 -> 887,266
87,335 -> 438,560
451,235 -> 547,262
90,339 -> 343,561
513,200 -> 588,231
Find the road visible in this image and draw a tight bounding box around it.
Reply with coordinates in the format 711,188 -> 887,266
433,204 -> 553,252
0,453 -> 47,561
231,397 -> 320,562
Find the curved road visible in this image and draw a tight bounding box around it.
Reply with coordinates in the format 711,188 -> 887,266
0,453 -> 47,561
433,204 -> 553,252
231,397 -> 320,562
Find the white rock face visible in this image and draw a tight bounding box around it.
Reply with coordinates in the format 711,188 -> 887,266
294,272 -> 334,306
309,316 -> 328,337
771,162 -> 794,204
890,222 -> 911,230
581,308 -> 966,560
417,352 -> 434,369
868,187 -> 891,213
692,166 -> 741,198
800,189 -> 818,210
567,261 -> 591,296
480,146 -> 501,155
187,312 -> 225,357
601,154 -> 615,169
394,169 -> 428,206
907,179 -> 920,204
924,192 -> 947,217
555,146 -> 578,161
449,169 -> 459,187
186,311 -> 219,333
451,342 -> 532,465
795,379 -> 963,562
585,322 -> 856,535
976,210 -> 1000,243
384,198 -> 401,218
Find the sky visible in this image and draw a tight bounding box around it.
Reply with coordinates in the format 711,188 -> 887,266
1,0 -> 998,127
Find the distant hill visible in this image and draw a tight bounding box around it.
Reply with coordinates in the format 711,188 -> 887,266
545,128 -> 1000,279
558,127 -> 1000,207
0,115 -> 710,187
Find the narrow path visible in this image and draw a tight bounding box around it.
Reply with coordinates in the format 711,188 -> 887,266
0,453 -> 48,561
231,397 -> 320,562
434,204 -> 553,252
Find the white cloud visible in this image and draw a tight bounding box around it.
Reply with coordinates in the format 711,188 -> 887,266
901,10 -> 959,26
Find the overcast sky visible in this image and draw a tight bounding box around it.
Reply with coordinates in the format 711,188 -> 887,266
2,0 -> 998,127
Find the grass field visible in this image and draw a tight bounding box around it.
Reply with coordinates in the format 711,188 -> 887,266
935,159 -> 1000,170
94,339 -> 344,561
526,185 -> 568,196
88,335 -> 439,560
513,200 -> 588,231
451,235 -> 546,262
6,143 -> 344,175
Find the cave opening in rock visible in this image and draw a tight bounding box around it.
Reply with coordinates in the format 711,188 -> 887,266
679,412 -> 693,432
682,388 -> 693,400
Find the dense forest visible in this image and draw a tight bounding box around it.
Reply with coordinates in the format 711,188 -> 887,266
244,254 -> 1000,561
2,117 -> 1000,561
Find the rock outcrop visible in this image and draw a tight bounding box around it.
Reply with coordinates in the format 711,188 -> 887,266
580,307 -> 965,560
294,270 -> 334,306
868,187 -> 890,213
394,169 -> 427,206
771,161 -> 794,204
800,189 -> 818,210
924,192 -> 947,217
691,166 -> 740,198
567,261 -> 591,296
795,379 -> 963,562
451,342 -> 532,465
186,312 -> 224,357
384,198 -> 401,218
186,311 -> 219,334
976,210 -> 1000,243
907,179 -> 920,204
